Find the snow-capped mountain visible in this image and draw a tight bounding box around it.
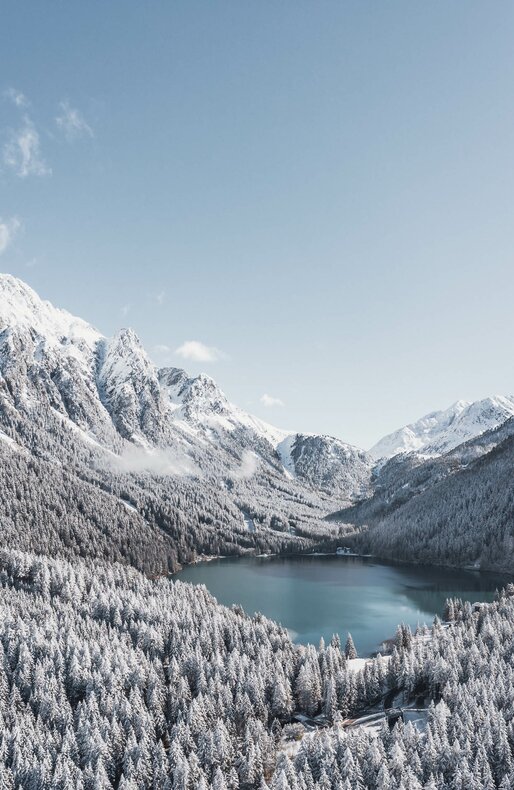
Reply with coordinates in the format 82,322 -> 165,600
98,328 -> 167,444
159,366 -> 372,497
0,273 -> 374,575
159,366 -> 288,446
278,433 -> 371,498
0,273 -> 101,351
3,273 -> 514,576
369,396 -> 514,460
0,274 -> 371,499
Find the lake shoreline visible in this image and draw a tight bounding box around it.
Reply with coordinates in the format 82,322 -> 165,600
175,551 -> 508,656
172,546 -> 511,583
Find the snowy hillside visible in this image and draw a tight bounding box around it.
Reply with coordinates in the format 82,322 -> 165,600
370,396 -> 514,460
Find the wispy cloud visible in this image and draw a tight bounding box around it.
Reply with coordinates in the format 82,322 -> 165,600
55,100 -> 93,141
175,340 -> 226,363
108,445 -> 199,477
0,217 -> 21,255
4,87 -> 28,108
260,393 -> 284,408
155,290 -> 166,305
231,450 -> 260,480
3,116 -> 51,178
121,304 -> 131,317
154,343 -> 171,354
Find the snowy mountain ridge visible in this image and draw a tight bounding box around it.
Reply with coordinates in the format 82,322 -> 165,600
369,395 -> 514,460
0,273 -> 101,351
3,273 -> 512,499
159,366 -> 290,445
0,274 -> 371,498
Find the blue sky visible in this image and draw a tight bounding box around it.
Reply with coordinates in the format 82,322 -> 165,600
2,1 -> 514,448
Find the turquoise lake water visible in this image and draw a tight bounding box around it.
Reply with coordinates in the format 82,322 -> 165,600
177,554 -> 509,655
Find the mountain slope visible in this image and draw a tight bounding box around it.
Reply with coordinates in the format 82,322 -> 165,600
330,416 -> 514,571
0,274 -> 372,573
361,421 -> 514,571
99,328 -> 168,444
278,432 -> 371,498
370,396 -> 514,460
158,365 -> 372,497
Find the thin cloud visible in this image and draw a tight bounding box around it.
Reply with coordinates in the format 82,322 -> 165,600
108,445 -> 199,477
154,344 -> 171,354
55,101 -> 93,141
231,450 -> 260,481
175,340 -> 226,363
4,87 -> 28,108
155,290 -> 166,305
0,217 -> 21,255
3,117 -> 51,178
260,393 -> 284,408
121,304 -> 131,317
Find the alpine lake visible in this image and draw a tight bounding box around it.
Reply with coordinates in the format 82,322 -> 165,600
177,554 -> 510,656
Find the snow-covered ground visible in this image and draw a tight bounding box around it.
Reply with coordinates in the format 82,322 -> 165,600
241,511 -> 256,533
347,657 -> 376,674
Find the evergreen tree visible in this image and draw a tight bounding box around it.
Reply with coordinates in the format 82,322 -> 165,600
344,634 -> 357,660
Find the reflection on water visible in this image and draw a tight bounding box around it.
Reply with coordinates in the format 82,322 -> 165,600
176,554 -> 510,656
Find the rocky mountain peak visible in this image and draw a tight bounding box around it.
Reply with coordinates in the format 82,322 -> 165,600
370,395 -> 514,460
0,273 -> 102,351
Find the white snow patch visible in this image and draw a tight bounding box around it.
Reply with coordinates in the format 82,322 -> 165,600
345,655 -> 391,675
277,433 -> 298,476
347,657 -> 371,674
241,510 -> 256,532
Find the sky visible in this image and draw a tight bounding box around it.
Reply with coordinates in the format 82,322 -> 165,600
1,1 -> 514,449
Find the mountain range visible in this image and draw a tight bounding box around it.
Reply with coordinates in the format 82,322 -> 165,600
370,395 -> 514,460
0,274 -> 375,574
0,272 -> 513,573
0,273 -> 372,491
